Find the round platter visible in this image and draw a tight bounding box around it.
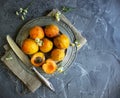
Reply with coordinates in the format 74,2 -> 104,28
16,16 -> 77,77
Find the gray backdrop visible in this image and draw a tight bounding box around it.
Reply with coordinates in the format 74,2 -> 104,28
0,0 -> 120,98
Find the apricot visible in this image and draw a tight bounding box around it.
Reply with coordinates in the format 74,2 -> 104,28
42,59 -> 57,74
44,24 -> 59,38
53,34 -> 70,49
21,38 -> 39,55
30,26 -> 44,39
31,52 -> 45,67
51,49 -> 65,62
40,38 -> 53,53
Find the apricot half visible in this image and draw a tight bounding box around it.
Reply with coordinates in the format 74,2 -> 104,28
21,38 -> 39,55
51,49 -> 65,62
53,34 -> 70,49
30,26 -> 44,39
40,38 -> 53,53
42,59 -> 57,74
44,24 -> 59,38
31,52 -> 45,67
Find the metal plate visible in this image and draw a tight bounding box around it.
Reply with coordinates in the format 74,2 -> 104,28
16,16 -> 77,77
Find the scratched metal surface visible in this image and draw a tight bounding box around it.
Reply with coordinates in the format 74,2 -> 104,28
0,0 -> 120,98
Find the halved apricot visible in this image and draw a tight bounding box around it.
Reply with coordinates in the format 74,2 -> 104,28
21,38 -> 39,55
44,24 -> 59,38
30,26 -> 44,39
31,52 -> 45,67
40,38 -> 53,53
42,59 -> 57,74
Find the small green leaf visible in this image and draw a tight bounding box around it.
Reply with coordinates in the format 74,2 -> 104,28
21,15 -> 25,20
74,40 -> 81,47
24,9 -> 28,13
55,11 -> 61,21
35,38 -> 43,46
37,42 -> 43,46
15,11 -> 19,16
23,12 -> 26,16
77,43 -> 81,47
19,8 -> 23,11
57,67 -> 64,73
19,8 -> 23,13
5,57 -> 13,60
5,54 -> 13,60
61,6 -> 75,13
35,38 -> 41,43
75,40 -> 79,44
70,43 -> 75,47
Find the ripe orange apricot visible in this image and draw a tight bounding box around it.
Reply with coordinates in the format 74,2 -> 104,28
30,26 -> 44,39
31,52 -> 45,67
42,59 -> 57,74
44,24 -> 59,38
53,34 -> 70,49
51,49 -> 65,62
21,38 -> 39,55
40,38 -> 53,53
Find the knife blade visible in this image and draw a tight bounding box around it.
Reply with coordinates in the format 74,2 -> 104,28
6,35 -> 55,92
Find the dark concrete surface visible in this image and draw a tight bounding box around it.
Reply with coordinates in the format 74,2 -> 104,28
0,0 -> 120,98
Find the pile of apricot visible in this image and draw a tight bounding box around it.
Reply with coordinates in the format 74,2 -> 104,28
21,24 -> 70,74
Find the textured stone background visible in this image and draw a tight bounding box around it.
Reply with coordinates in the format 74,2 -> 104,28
0,0 -> 120,98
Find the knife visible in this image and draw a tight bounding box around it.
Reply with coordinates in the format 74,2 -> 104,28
6,35 -> 55,92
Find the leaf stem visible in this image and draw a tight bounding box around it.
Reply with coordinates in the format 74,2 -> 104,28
61,6 -> 75,13
25,0 -> 35,9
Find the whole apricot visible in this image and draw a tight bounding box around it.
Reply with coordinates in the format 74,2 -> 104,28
40,38 -> 53,53
30,26 -> 44,39
51,49 -> 65,62
44,24 -> 59,38
42,59 -> 57,74
54,34 -> 70,49
21,38 -> 39,55
31,52 -> 45,67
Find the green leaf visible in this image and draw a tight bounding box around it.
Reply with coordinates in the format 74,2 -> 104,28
61,6 -> 74,13
15,11 -> 19,16
21,15 -> 25,20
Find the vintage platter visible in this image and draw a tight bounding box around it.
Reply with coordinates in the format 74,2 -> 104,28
16,16 -> 77,77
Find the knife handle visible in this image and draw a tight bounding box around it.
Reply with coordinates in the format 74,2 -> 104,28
31,67 -> 55,91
